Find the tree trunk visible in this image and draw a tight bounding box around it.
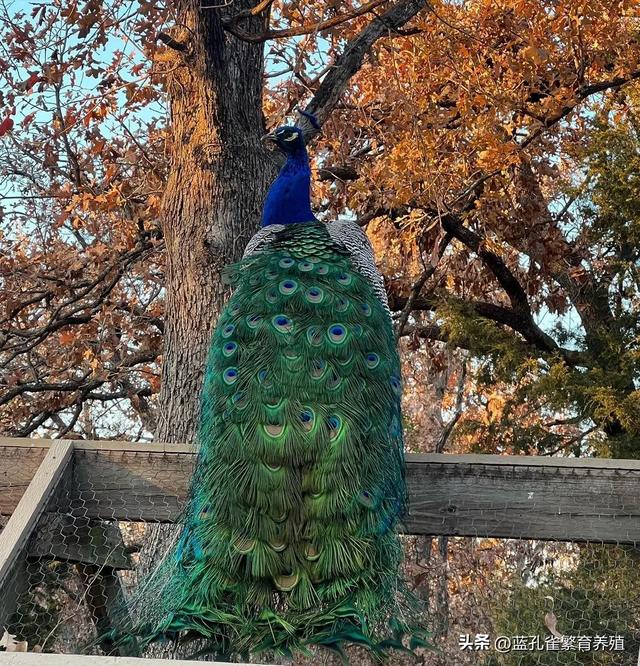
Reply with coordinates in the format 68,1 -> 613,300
157,1 -> 277,444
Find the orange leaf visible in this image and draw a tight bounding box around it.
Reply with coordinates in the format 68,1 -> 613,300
59,330 -> 76,345
0,116 -> 14,136
21,112 -> 36,128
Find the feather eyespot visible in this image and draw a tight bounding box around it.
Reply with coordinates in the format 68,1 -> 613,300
223,367 -> 238,385
279,257 -> 295,268
328,324 -> 347,344
299,408 -> 315,431
310,358 -> 326,378
326,370 -> 342,390
306,326 -> 323,347
265,269 -> 279,280
257,370 -> 273,388
222,323 -> 235,338
274,572 -> 299,591
266,287 -> 279,303
316,264 -> 329,275
279,279 -> 298,295
263,423 -> 285,437
337,353 -> 353,366
272,315 -> 293,333
298,260 -> 314,272
231,390 -> 248,410
336,273 -> 353,286
335,296 -> 350,312
222,341 -> 238,357
327,415 -> 342,440
233,536 -> 256,554
390,376 -> 402,394
357,490 -> 376,508
228,304 -> 241,316
305,287 -> 324,303
359,302 -> 372,317
365,353 -> 380,369
246,314 -> 263,329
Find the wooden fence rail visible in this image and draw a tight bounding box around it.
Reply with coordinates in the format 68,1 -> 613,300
1,437 -> 640,652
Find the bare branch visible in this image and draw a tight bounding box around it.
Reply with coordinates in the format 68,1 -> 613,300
520,69 -> 640,150
317,164 -> 360,181
390,292 -> 587,366
0,348 -> 159,407
435,358 -> 467,453
395,231 -> 452,341
439,212 -> 531,315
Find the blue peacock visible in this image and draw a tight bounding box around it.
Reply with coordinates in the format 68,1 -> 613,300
109,115 -> 428,662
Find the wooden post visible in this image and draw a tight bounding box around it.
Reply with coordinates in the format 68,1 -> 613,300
0,442 -> 50,519
0,441 -> 74,629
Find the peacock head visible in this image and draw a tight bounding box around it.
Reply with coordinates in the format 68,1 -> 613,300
261,125 -> 306,155
261,110 -> 320,156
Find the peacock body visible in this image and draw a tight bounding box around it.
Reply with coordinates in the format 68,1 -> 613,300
110,121 -> 427,662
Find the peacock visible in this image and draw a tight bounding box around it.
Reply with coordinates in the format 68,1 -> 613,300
108,114 -> 428,663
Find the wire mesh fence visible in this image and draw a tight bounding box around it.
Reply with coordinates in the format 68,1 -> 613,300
1,442 -> 639,665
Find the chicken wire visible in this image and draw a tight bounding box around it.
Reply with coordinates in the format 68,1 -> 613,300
0,448 -> 638,665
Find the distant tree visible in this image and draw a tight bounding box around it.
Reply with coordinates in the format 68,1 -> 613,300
448,94 -> 640,458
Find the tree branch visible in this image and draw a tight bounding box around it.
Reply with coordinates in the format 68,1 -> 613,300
0,349 -> 159,407
299,0 -> 427,139
390,292 -> 587,366
394,231 -> 452,340
439,212 -> 531,315
156,31 -> 189,52
520,68 -> 640,150
317,164 -> 360,181
224,0 -> 391,43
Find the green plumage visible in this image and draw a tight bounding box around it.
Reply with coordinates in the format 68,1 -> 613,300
108,222 -> 428,661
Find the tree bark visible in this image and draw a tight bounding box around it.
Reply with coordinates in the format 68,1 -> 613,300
141,10 -> 278,658
156,2 -> 277,443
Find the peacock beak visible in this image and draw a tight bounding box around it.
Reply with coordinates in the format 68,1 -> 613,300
261,131 -> 279,150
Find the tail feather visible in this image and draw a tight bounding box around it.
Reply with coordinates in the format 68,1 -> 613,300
104,222 -> 430,661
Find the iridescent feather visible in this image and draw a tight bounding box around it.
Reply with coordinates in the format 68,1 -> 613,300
105,122 -> 429,662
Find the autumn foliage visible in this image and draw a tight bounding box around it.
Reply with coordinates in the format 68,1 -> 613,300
1,0 -> 640,449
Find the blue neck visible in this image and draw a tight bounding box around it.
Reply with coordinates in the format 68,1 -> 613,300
262,149 -> 315,227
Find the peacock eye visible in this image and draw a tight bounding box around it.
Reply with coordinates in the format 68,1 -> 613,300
283,131 -> 298,142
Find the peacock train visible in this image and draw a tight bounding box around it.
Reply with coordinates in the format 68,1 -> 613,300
107,113 -> 429,663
